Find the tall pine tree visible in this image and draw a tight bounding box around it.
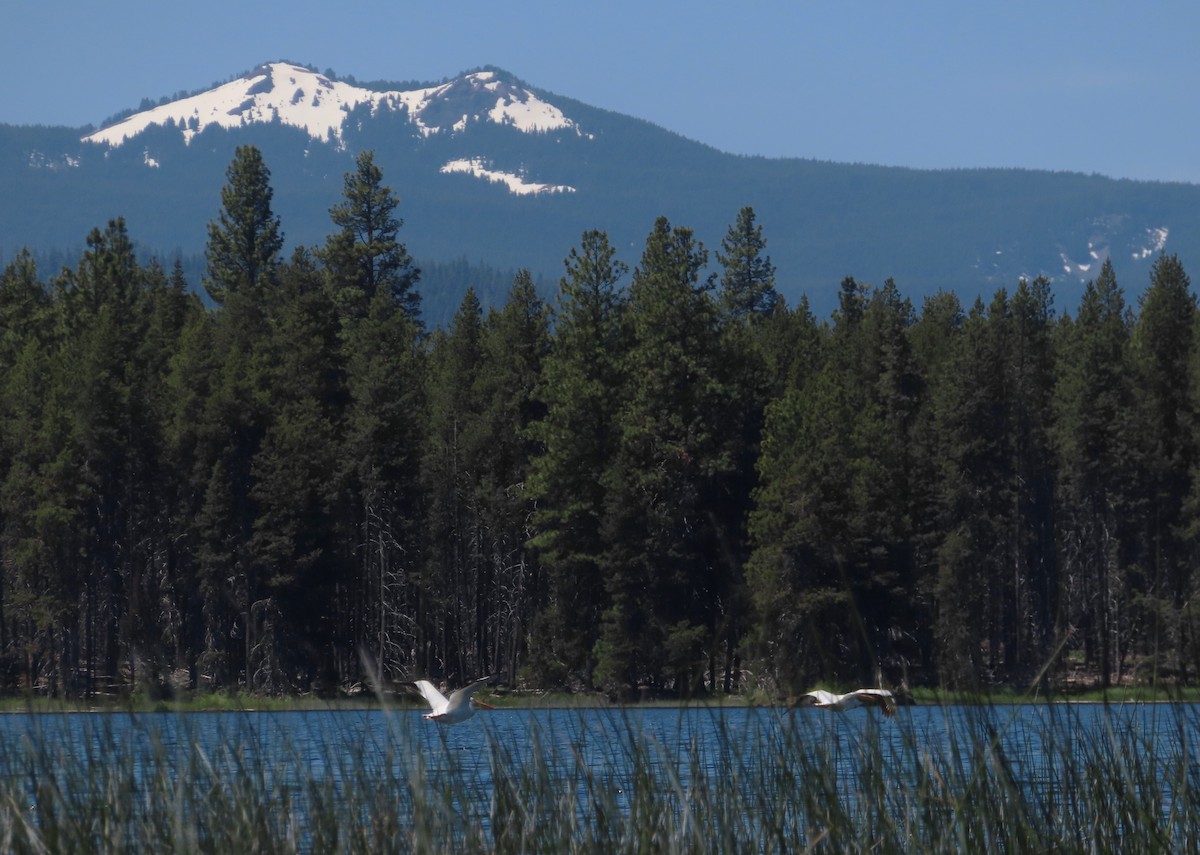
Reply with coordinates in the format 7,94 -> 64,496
420,289 -> 486,683
472,271 -> 550,684
246,248 -> 342,693
594,217 -> 730,697
1130,254 -> 1197,682
204,145 -> 283,306
320,149 -> 420,322
526,231 -> 629,689
1054,260 -> 1134,686
189,148 -> 285,687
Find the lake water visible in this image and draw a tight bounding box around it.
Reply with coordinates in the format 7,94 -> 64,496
0,701 -> 1193,795
1,700 -> 1192,775
0,701 -> 1196,849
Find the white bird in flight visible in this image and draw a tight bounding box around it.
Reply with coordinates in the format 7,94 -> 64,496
793,688 -> 898,717
412,677 -> 497,724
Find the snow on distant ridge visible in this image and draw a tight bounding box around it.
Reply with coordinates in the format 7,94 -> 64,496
1060,224 -> 1170,278
441,157 -> 575,196
1133,226 -> 1169,260
83,63 -> 580,148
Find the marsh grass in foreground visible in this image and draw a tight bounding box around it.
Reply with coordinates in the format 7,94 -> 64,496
0,700 -> 1196,853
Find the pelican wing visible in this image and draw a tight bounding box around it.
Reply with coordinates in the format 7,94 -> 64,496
446,676 -> 493,714
797,690 -> 840,708
850,688 -> 897,717
413,680 -> 449,714
794,687 -> 896,715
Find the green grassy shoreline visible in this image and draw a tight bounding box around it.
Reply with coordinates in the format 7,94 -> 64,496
3,682 -> 1200,714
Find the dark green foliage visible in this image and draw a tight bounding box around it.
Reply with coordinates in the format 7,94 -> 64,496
1006,277 -> 1059,668
1128,254 -> 1198,680
320,149 -> 420,321
472,271 -> 551,685
338,289 -> 426,686
592,217 -> 733,697
716,206 -> 778,322
1053,260 -> 1135,687
204,145 -> 283,305
0,250 -> 49,366
931,293 -> 1017,686
748,277 -> 923,691
526,231 -> 628,689
246,249 -> 343,692
420,288 -> 487,683
8,150 -> 1200,697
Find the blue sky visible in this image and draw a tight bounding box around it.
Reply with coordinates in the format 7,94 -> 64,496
5,0 -> 1198,183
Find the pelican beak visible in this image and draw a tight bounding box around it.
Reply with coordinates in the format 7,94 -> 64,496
474,700 -> 496,710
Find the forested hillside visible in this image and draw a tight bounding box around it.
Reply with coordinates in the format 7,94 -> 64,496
7,62 -> 1200,322
2,145 -> 1198,700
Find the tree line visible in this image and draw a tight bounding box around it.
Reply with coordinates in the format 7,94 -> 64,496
1,144 -> 1198,700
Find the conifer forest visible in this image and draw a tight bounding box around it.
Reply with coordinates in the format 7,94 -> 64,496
3,145 -> 1200,700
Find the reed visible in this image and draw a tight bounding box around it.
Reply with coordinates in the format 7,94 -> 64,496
0,699 -> 1194,853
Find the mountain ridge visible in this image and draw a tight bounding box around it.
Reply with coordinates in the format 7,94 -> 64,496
3,60 -> 1199,318
84,62 -> 582,151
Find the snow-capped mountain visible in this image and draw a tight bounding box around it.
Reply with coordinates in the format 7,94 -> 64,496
86,62 -> 579,147
83,62 -> 582,197
5,60 -> 1200,320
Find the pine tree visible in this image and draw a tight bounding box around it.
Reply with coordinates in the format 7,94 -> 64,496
1,329 -> 82,696
1006,276 -> 1058,673
856,279 -> 923,677
0,251 -> 52,688
246,248 -> 342,693
161,306 -> 220,685
124,259 -> 201,694
526,231 -> 629,689
339,286 -> 426,685
187,146 -> 289,687
0,250 -> 48,371
420,288 -> 486,682
1130,254 -> 1197,681
907,290 -> 964,674
746,277 -> 920,690
204,145 -> 283,305
0,251 -> 49,619
752,296 -> 824,399
5,218 -> 177,695
713,208 -> 785,692
716,206 -> 778,322
928,281 -> 1057,687
472,271 -> 550,684
192,320 -> 278,690
1054,259 -> 1134,686
64,220 -> 143,692
320,150 -> 420,322
930,295 -> 1011,686
594,217 -> 729,697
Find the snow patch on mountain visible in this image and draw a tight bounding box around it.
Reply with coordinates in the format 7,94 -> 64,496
1061,239 -> 1104,277
440,157 -> 576,196
1132,226 -> 1169,259
27,150 -> 80,170
1059,217 -> 1170,279
83,63 -> 581,148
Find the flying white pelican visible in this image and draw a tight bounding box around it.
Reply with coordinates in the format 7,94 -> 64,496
412,677 -> 497,724
793,688 -> 897,717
